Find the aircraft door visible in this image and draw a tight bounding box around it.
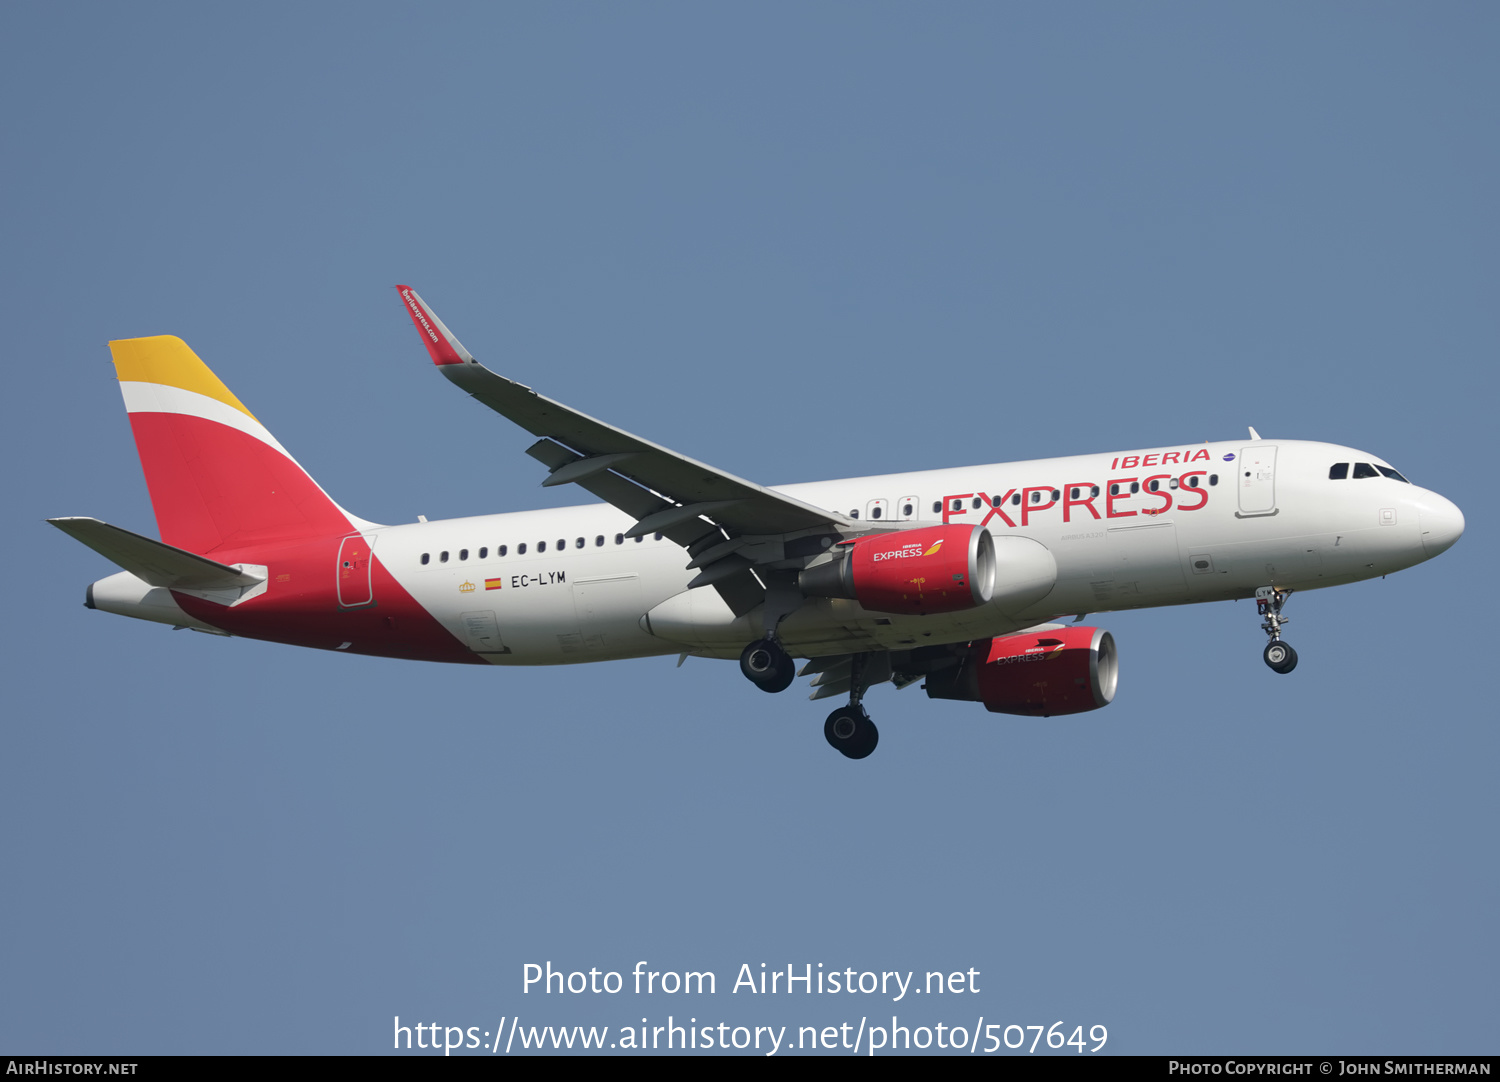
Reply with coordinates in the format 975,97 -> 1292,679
1102,521 -> 1188,605
572,573 -> 645,651
459,610 -> 510,654
1237,446 -> 1278,516
336,533 -> 375,609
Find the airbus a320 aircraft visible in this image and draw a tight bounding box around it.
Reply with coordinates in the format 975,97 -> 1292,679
53,287 -> 1465,759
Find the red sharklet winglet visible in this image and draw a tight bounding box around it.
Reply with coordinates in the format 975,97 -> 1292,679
396,285 -> 474,366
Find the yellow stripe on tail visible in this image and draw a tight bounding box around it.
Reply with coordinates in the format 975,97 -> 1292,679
108,336 -> 258,422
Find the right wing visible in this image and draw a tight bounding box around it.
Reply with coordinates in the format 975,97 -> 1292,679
397,286 -> 865,615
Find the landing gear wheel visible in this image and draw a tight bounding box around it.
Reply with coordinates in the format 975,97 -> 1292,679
740,638 -> 795,693
1263,640 -> 1298,674
824,706 -> 879,759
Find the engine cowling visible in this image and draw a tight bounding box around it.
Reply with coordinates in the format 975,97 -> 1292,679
799,524 -> 996,616
925,625 -> 1117,716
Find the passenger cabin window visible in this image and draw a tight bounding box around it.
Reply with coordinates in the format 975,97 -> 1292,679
1352,462 -> 1379,479
499,545 -> 508,557
932,501 -> 942,514
557,538 -> 566,549
595,535 -> 604,547
440,551 -> 449,563
459,549 -> 469,561
518,543 -> 527,555
1329,463 -> 1349,480
538,541 -> 546,553
420,553 -> 430,565
615,534 -> 624,545
479,547 -> 488,559
1209,474 -> 1218,486
575,537 -> 584,549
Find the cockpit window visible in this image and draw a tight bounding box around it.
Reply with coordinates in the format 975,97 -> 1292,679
1329,463 -> 1349,480
1376,465 -> 1410,483
1352,462 -> 1379,479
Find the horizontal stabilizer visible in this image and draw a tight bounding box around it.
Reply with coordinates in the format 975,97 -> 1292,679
47,517 -> 262,590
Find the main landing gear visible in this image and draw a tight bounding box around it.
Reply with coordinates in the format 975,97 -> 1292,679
824,704 -> 879,760
823,652 -> 882,760
738,579 -> 803,695
738,634 -> 882,760
1256,586 -> 1298,674
739,638 -> 795,693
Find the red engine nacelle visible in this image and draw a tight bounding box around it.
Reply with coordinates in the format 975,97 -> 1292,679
799,524 -> 996,616
925,625 -> 1118,717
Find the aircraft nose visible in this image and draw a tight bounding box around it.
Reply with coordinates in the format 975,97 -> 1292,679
1418,493 -> 1465,558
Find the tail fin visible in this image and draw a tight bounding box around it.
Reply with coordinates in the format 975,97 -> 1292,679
109,336 -> 368,555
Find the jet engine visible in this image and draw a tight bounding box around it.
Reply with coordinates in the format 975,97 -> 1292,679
799,524 -> 996,616
924,625 -> 1117,716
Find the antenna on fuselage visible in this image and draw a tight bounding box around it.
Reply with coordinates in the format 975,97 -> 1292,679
1248,426 -> 1262,440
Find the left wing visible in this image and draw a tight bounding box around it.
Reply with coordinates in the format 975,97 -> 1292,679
397,285 -> 862,615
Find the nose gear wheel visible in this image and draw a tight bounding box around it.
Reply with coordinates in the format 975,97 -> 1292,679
1256,586 -> 1298,674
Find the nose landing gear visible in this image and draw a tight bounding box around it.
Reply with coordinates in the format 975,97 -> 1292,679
1263,639 -> 1298,673
1256,586 -> 1298,674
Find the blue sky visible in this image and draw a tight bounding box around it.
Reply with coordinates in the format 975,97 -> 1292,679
2,3 -> 1495,1055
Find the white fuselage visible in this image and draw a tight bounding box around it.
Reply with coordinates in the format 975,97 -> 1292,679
371,439 -> 1462,664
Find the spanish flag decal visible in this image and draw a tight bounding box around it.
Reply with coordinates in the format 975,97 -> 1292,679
485,578 -> 504,591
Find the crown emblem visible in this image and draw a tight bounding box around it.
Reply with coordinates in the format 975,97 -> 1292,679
459,581 -> 476,593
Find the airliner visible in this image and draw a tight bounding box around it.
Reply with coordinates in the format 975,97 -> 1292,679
51,287 -> 1465,759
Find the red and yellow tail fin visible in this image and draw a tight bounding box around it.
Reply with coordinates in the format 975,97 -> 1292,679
109,336 -> 364,555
